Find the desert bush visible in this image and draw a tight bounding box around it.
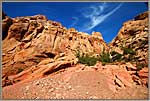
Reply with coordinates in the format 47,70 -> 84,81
120,46 -> 137,63
75,47 -> 138,66
121,47 -> 136,55
75,50 -> 99,66
76,49 -> 114,66
99,51 -> 112,64
78,55 -> 99,66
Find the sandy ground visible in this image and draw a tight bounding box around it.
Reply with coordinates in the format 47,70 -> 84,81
2,65 -> 148,100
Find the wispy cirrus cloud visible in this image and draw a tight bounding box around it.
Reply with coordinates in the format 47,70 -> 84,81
69,17 -> 79,28
79,3 -> 123,32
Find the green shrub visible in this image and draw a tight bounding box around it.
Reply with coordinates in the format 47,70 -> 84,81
78,55 -> 99,66
76,50 -> 113,66
121,47 -> 136,55
75,47 -> 137,66
75,50 -> 99,66
99,51 -> 112,63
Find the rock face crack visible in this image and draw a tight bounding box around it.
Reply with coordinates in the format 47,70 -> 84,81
114,75 -> 124,88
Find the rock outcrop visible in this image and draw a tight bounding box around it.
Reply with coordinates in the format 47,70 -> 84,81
108,11 -> 149,86
2,11 -> 149,99
109,11 -> 148,66
2,13 -> 107,87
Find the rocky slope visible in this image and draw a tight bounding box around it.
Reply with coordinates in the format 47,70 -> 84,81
109,11 -> 148,66
109,11 -> 149,87
2,11 -> 149,99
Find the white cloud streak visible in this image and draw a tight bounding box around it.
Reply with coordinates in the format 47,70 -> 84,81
80,3 -> 123,32
69,17 -> 78,28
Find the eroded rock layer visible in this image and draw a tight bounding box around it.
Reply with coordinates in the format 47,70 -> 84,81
2,11 -> 149,99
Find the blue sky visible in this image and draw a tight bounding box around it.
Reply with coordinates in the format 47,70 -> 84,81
2,2 -> 148,43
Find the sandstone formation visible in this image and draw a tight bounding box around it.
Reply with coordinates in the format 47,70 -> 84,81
2,62 -> 148,99
109,11 -> 148,66
2,14 -> 107,85
108,11 -> 149,87
2,11 -> 13,39
2,11 -> 149,99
